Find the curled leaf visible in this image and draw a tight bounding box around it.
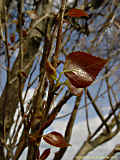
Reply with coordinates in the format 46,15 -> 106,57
43,131 -> 71,148
68,8 -> 88,17
64,52 -> 108,88
40,148 -> 51,160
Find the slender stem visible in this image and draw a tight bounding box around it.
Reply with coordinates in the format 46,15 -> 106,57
53,0 -> 66,68
85,88 -> 91,136
18,0 -> 24,116
87,89 -> 110,133
2,0 -> 10,140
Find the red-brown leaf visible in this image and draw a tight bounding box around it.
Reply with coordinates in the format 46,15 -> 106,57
43,131 -> 71,148
68,8 -> 88,18
64,52 -> 108,88
40,148 -> 51,160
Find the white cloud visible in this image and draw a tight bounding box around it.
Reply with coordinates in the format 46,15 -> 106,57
67,0 -> 74,3
18,90 -> 120,160
44,116 -> 120,160
19,107 -> 120,160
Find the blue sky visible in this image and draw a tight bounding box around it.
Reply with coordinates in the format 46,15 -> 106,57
0,0 -> 120,159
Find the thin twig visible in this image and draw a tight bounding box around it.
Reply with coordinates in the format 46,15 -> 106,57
53,0 -> 66,68
87,89 -> 110,133
56,78 -> 120,120
53,95 -> 82,160
104,144 -> 120,160
23,60 -> 38,102
85,88 -> 91,136
105,72 -> 119,127
18,0 -> 24,116
2,0 -> 10,140
88,102 -> 120,140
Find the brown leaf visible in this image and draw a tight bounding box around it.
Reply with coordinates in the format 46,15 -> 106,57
43,131 -> 71,148
68,8 -> 88,18
64,52 -> 108,88
40,148 -> 51,160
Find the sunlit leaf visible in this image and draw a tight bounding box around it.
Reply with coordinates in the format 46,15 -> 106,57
43,131 -> 71,148
40,148 -> 51,160
26,10 -> 39,19
45,60 -> 57,82
68,8 -> 88,17
64,52 -> 108,88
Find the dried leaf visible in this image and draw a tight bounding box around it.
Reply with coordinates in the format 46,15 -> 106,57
43,131 -> 71,148
40,148 -> 51,160
45,60 -> 57,82
68,8 -> 88,18
64,52 -> 108,88
26,10 -> 39,20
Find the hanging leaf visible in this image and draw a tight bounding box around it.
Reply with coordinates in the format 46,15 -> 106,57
68,8 -> 88,18
64,52 -> 108,88
26,10 -> 39,20
45,60 -> 57,82
43,131 -> 71,148
40,148 -> 51,160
